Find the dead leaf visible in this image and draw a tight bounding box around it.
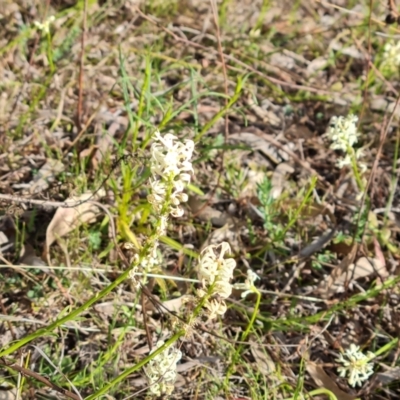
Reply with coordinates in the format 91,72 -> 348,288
0,388 -> 18,400
306,362 -> 356,400
0,215 -> 16,252
188,196 -> 229,227
375,366 -> 400,385
94,118 -> 126,164
238,169 -> 265,200
250,342 -> 276,375
271,162 -> 294,199
330,40 -> 365,60
27,159 -> 65,194
346,257 -> 388,280
201,223 -> 241,254
299,228 -> 336,258
306,56 -> 329,77
229,131 -> 289,164
45,191 -> 105,255
19,243 -> 49,272
318,246 -> 388,299
317,245 -> 357,299
244,95 -> 283,128
285,124 -> 314,140
162,296 -> 187,313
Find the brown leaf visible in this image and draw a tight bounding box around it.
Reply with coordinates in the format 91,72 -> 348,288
162,296 -> 186,313
27,159 -> 65,195
299,228 -> 336,258
0,388 -> 18,400
318,245 -> 388,299
317,245 -> 357,299
306,362 -> 356,400
45,191 -> 104,254
229,131 -> 285,163
19,243 -> 49,271
94,119 -> 125,163
271,162 -> 294,199
375,366 -> 400,385
188,196 -> 228,226
201,223 -> 241,254
250,342 -> 276,375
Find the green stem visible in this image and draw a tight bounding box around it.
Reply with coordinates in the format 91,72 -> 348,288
223,288 -> 261,388
240,289 -> 261,342
46,32 -> 55,73
350,147 -> 364,192
87,274 -> 220,398
0,265 -> 135,358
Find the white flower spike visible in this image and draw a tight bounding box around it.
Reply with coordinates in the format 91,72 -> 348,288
147,130 -> 194,218
196,242 -> 237,320
336,343 -> 374,387
144,341 -> 182,396
326,114 -> 366,173
327,114 -> 359,153
381,41 -> 400,74
197,242 -> 237,299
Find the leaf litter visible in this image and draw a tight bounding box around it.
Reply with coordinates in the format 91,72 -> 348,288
0,0 -> 399,399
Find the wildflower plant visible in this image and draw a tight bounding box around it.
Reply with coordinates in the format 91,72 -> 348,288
257,177 -> 285,243
129,130 -> 194,286
143,341 -> 182,396
336,344 -> 375,387
326,114 -> 366,191
125,131 -> 260,397
128,131 -> 236,396
380,40 -> 400,76
33,15 -> 56,72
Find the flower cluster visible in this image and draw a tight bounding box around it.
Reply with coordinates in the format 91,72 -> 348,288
34,15 -> 55,35
147,131 -> 194,219
143,341 -> 182,396
196,242 -> 237,319
327,114 -> 366,172
233,269 -> 260,298
130,131 -> 194,286
336,343 -> 374,387
381,41 -> 400,75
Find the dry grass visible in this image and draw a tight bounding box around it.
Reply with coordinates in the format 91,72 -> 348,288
1,0 -> 400,399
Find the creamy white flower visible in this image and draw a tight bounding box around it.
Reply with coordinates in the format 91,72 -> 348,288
196,242 -> 237,319
148,130 -> 194,217
203,299 -> 227,320
327,114 -> 359,153
144,341 -> 182,396
34,15 -> 55,35
327,114 -> 366,172
233,269 -> 260,298
170,205 -> 184,218
141,242 -> 160,272
150,132 -> 194,179
381,41 -> 400,73
336,154 -> 352,169
197,242 -> 236,299
336,344 -> 374,387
